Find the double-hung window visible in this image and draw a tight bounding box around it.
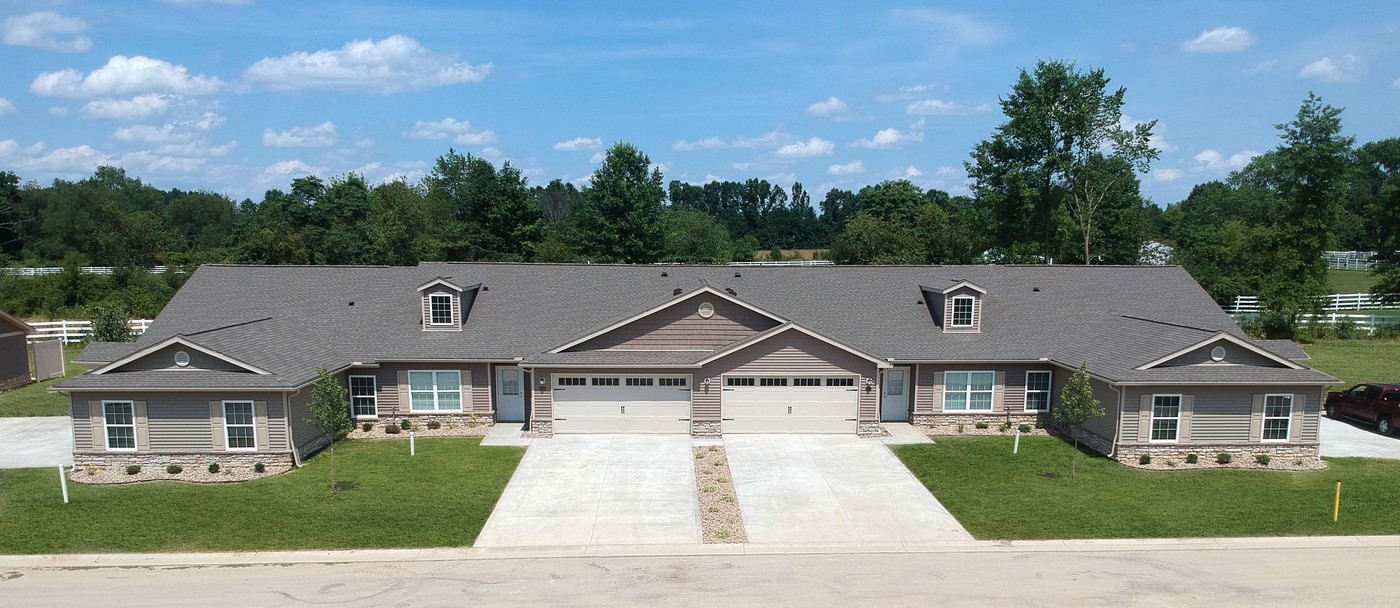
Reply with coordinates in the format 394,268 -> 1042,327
103,401 -> 136,451
429,294 -> 454,325
224,401 -> 256,450
1024,371 -> 1052,411
944,371 -> 994,411
349,376 -> 378,418
1262,394 -> 1293,441
950,296 -> 975,328
1150,395 -> 1181,442
409,370 -> 462,412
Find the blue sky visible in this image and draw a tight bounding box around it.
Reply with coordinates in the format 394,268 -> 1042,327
0,1 -> 1396,206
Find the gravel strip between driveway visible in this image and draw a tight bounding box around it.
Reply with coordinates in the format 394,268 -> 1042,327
693,446 -> 746,543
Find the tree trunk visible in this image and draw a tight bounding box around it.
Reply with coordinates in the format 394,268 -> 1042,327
329,440 -> 336,492
1072,437 -> 1079,479
1083,232 -> 1091,266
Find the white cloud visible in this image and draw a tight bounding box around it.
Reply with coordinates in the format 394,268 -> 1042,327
805,96 -> 850,120
256,159 -> 325,187
906,99 -> 985,116
153,140 -> 236,157
1120,114 -> 1174,153
263,122 -> 337,148
14,144 -> 113,174
889,9 -> 1002,46
898,166 -> 925,179
554,137 -> 602,151
48,106 -> 71,117
1298,55 -> 1365,83
589,151 -> 606,163
114,113 -> 225,144
2,11 -> 91,53
851,121 -> 924,149
0,139 -> 17,157
402,117 -> 497,145
1249,59 -> 1279,75
1194,148 -> 1260,173
243,35 -> 492,93
730,162 -> 753,170
1153,168 -> 1186,182
875,84 -> 938,104
161,0 -> 255,5
673,131 -> 794,152
31,55 -> 224,98
774,137 -> 834,159
828,160 -> 864,175
703,174 -> 722,183
1181,26 -> 1256,53
0,98 -> 13,116
672,137 -> 727,151
80,94 -> 176,120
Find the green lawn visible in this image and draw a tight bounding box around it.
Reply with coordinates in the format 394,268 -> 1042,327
0,345 -> 84,417
894,436 -> 1400,540
1328,269 -> 1381,294
1300,339 -> 1399,389
0,438 -> 524,554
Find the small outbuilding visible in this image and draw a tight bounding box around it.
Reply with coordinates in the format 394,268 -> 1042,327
0,309 -> 36,390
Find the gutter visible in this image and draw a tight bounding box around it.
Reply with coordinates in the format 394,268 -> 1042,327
1107,384 -> 1124,458
285,388 -> 302,467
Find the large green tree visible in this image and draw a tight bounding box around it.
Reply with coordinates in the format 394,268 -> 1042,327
660,208 -> 734,263
1357,138 -> 1400,301
575,143 -> 665,263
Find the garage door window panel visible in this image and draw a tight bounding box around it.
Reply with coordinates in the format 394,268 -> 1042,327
409,370 -> 462,412
944,371 -> 994,412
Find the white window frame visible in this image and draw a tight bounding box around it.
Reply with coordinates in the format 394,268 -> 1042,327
102,400 -> 137,452
408,370 -> 464,412
1150,394 -> 1182,443
1024,370 -> 1052,412
349,375 -> 378,419
223,400 -> 257,451
950,295 -> 975,328
1261,393 -> 1293,443
943,371 -> 995,412
428,293 -> 454,326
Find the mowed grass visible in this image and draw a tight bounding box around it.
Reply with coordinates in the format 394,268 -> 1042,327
0,346 -> 85,417
1328,269 -> 1381,294
1300,339 -> 1400,389
894,436 -> 1400,540
0,438 -> 523,554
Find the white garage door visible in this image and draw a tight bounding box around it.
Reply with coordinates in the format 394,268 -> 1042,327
721,376 -> 859,433
553,374 -> 692,433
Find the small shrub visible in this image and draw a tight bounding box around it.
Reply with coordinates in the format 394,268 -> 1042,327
166,464 -> 182,474
1216,452 -> 1232,465
694,452 -> 704,459
709,506 -> 720,513
426,420 -> 442,430
716,477 -> 728,483
1167,459 -> 1177,467
362,422 -> 373,432
1186,453 -> 1199,464
125,465 -> 141,475
208,463 -> 220,473
716,530 -> 730,540
1018,424 -> 1032,433
708,445 -> 718,452
384,424 -> 401,434
254,462 -> 265,473
400,419 -> 412,430
703,486 -> 716,493
1033,420 -> 1045,429
957,423 -> 966,434
1256,454 -> 1271,466
722,495 -> 735,503
1139,454 -> 1152,465
974,421 -> 989,430
1294,458 -> 1304,466
998,422 -> 1010,433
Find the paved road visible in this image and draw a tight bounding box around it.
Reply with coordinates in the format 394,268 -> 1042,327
3,541 -> 1397,607
1320,416 -> 1400,459
0,417 -> 72,468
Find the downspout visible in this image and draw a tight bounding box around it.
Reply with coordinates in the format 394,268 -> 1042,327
285,389 -> 302,467
1107,384 -> 1124,458
522,367 -> 533,430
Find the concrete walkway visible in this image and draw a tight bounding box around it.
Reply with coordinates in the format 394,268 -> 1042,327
1321,416 -> 1400,459
724,434 -> 971,544
478,422 -> 532,447
0,416 -> 73,468
475,435 -> 701,547
879,422 -> 934,445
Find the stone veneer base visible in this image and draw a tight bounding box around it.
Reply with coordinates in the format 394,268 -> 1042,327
0,374 -> 33,391
691,421 -> 722,437
1115,443 -> 1325,471
912,413 -> 1053,437
525,421 -> 554,438
72,451 -> 295,484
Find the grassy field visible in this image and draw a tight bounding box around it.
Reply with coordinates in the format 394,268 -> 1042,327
895,436 -> 1400,540
0,438 -> 524,554
1300,339 -> 1399,389
1328,269 -> 1381,294
0,346 -> 84,417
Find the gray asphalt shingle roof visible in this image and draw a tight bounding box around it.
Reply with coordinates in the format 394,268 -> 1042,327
58,262 -> 1335,390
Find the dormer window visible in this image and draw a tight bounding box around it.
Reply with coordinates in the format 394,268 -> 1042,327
429,294 -> 454,326
950,296 -> 975,328
418,277 -> 473,332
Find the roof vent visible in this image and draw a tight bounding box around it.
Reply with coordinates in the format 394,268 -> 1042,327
1032,287 -> 1040,292
174,350 -> 190,368
348,300 -> 355,306
1210,346 -> 1226,362
481,285 -> 489,291
673,288 -> 682,296
661,271 -> 668,277
916,300 -> 923,305
725,287 -> 737,296
734,272 -> 742,278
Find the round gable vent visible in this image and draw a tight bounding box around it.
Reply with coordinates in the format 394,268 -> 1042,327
1209,346 -> 1226,362
174,350 -> 191,367
698,302 -> 715,319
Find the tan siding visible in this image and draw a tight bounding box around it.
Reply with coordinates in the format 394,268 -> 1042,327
366,362 -> 488,416
147,399 -> 213,450
421,288 -> 463,331
69,391 -> 289,453
1157,342 -> 1287,368
1122,385 -> 1320,445
914,364 -> 1052,414
571,295 -> 779,351
70,395 -> 93,449
942,287 -> 982,333
266,397 -> 288,450
696,330 -> 879,423
1080,378 -> 1119,440
287,389 -> 322,453
111,344 -> 247,372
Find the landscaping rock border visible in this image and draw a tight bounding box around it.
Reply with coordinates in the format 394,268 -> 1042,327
71,462 -> 292,485
693,446 -> 746,544
348,420 -> 491,440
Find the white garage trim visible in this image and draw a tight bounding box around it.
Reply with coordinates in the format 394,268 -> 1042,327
721,374 -> 859,434
553,373 -> 692,434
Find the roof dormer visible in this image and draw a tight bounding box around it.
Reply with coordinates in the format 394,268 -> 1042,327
941,281 -> 985,333
417,277 -> 476,331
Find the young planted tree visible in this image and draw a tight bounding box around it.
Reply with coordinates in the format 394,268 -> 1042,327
1055,362 -> 1105,479
89,305 -> 134,343
306,367 -> 354,492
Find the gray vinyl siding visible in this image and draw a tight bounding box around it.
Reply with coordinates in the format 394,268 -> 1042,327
912,363 -> 1054,415
1157,342 -> 1284,368
420,288 -> 463,331
696,330 -> 878,423
530,367 -> 694,422
365,362 -> 490,417
71,395 -> 93,449
0,334 -> 28,383
287,389 -> 322,453
1120,385 -> 1321,445
266,397 -> 288,449
69,391 -> 289,453
110,343 -> 247,372
1079,377 -> 1119,441
571,294 -> 780,351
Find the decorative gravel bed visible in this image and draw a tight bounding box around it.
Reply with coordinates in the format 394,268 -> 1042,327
72,463 -> 291,485
348,419 -> 491,440
693,446 -> 747,544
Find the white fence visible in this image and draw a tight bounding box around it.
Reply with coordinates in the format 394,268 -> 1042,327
1232,312 -> 1400,336
1325,251 -> 1379,271
729,260 -> 834,266
26,319 -> 154,344
1228,293 -> 1394,314
3,266 -> 186,276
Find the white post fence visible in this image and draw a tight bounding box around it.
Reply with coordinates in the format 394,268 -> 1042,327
1229,293 -> 1395,314
26,319 -> 154,344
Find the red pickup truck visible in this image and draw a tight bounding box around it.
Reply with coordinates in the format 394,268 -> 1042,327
1325,383 -> 1400,435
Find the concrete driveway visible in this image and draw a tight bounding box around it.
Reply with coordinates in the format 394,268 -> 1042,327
1321,416 -> 1400,459
0,417 -> 73,469
475,435 -> 701,547
724,434 -> 972,544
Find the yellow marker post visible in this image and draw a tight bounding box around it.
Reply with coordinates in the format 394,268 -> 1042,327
1333,481 -> 1341,522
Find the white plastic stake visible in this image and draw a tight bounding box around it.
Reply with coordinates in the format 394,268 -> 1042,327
410,431 -> 416,456
59,465 -> 69,503
1013,429 -> 1021,454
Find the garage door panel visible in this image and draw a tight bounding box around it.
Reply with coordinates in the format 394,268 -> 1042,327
722,376 -> 858,434
553,375 -> 691,434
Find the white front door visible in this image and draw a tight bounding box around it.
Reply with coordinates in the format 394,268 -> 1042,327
881,367 -> 910,422
497,366 -> 526,422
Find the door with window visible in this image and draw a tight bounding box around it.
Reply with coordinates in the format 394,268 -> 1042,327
881,367 -> 910,422
497,366 -> 526,422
